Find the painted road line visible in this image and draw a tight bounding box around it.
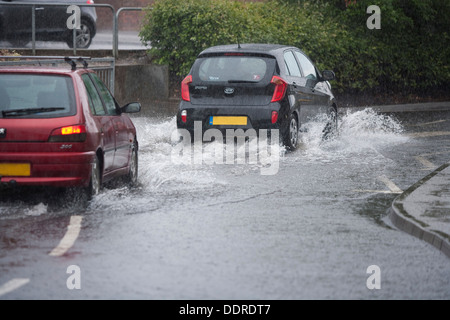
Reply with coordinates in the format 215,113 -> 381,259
411,120 -> 448,127
354,176 -> 403,194
378,175 -> 403,194
49,215 -> 83,257
0,278 -> 30,297
354,189 -> 399,194
414,155 -> 437,170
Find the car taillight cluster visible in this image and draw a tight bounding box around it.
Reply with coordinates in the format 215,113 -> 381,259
181,75 -> 192,102
270,76 -> 287,102
86,0 -> 94,4
48,125 -> 87,142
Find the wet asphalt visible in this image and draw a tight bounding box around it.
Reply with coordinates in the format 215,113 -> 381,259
0,104 -> 449,299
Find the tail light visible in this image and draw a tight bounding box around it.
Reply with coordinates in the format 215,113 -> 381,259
181,75 -> 192,101
181,110 -> 187,123
86,0 -> 94,4
271,111 -> 278,124
48,125 -> 87,142
271,76 -> 287,102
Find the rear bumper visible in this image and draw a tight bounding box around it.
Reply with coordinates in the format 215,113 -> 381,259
176,101 -> 286,133
0,151 -> 95,187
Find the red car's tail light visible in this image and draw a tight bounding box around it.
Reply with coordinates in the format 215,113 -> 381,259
61,125 -> 84,135
181,110 -> 187,123
181,75 -> 192,101
271,76 -> 287,102
49,125 -> 87,142
271,111 -> 278,124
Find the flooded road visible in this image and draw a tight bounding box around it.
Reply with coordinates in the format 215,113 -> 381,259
1,108 -> 449,299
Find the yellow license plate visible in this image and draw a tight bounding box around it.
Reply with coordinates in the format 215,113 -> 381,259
0,163 -> 31,177
209,116 -> 248,126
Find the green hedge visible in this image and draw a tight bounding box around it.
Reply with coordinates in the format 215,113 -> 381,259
140,0 -> 450,94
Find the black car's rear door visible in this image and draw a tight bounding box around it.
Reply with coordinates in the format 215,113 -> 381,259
294,50 -> 329,115
37,0 -> 67,33
1,0 -> 31,36
283,50 -> 316,124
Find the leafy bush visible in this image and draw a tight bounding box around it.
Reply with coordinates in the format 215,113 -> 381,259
140,0 -> 450,95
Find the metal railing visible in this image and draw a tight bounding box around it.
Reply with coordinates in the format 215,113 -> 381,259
0,2 -> 134,57
0,3 -> 150,92
114,7 -> 145,58
0,56 -> 116,94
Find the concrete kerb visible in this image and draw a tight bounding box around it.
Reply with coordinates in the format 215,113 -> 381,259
389,163 -> 450,258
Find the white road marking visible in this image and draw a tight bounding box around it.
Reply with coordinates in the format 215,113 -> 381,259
354,189 -> 399,194
378,175 -> 403,194
411,120 -> 447,127
49,215 -> 83,257
0,278 -> 30,297
354,175 -> 403,194
414,155 -> 437,170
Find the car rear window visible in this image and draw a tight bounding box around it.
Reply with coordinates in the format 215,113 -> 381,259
0,73 -> 76,118
196,56 -> 270,83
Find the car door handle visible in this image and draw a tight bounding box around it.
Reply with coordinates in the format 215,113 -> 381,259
35,7 -> 45,11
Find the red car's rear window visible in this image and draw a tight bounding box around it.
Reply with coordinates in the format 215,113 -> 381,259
0,73 -> 76,119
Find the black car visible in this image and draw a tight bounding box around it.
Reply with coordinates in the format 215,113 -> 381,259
176,43 -> 338,149
0,0 -> 97,49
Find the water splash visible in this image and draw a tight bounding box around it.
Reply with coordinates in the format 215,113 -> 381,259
298,108 -> 408,161
24,202 -> 48,216
0,108 -> 409,217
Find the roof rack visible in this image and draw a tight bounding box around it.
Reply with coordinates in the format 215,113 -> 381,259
0,56 -> 92,70
64,57 -> 91,70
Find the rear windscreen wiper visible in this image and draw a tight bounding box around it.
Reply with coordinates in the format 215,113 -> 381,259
2,107 -> 65,117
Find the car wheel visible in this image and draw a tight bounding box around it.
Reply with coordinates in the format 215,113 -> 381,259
283,113 -> 299,150
86,156 -> 101,199
322,106 -> 338,140
66,19 -> 94,49
126,141 -> 138,187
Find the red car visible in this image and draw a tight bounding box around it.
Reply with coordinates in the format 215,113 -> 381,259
0,59 -> 141,198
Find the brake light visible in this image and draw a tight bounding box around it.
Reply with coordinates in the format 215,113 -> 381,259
181,75 -> 192,101
271,76 -> 287,102
181,110 -> 187,123
271,111 -> 278,124
86,0 -> 94,4
49,125 -> 87,142
61,126 -> 84,135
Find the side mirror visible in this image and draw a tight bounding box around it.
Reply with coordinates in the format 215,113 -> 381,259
321,70 -> 335,81
121,102 -> 141,114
